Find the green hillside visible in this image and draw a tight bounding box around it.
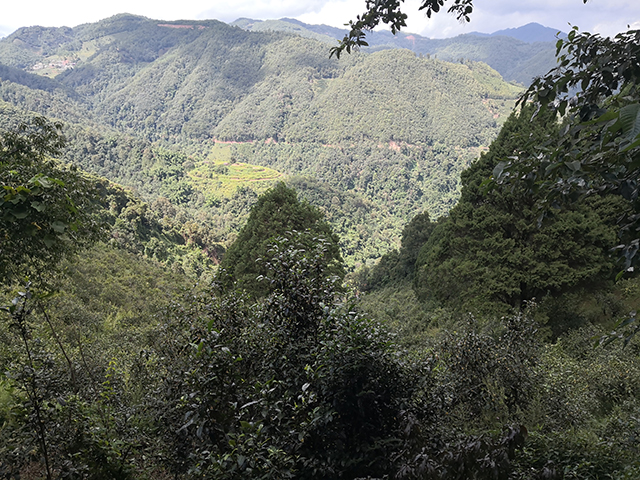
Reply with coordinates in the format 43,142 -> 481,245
0,14 -> 522,268
233,17 -> 558,86
2,14 -> 640,479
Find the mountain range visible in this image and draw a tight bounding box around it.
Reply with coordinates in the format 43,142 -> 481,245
0,13 -> 527,268
470,22 -> 567,42
231,19 -> 564,85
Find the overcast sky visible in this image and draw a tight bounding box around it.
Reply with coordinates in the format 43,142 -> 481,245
2,0 -> 639,39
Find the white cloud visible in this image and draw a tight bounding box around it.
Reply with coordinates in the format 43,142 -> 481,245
294,0 -> 364,30
197,0 -> 333,23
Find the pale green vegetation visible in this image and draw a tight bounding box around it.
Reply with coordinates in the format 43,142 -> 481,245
187,144 -> 284,201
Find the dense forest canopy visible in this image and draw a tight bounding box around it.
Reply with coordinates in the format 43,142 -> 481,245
413,106 -> 622,323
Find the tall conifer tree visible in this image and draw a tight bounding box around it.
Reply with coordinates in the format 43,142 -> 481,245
220,182 -> 343,296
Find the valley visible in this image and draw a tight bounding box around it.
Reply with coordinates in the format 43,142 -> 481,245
2,11 -> 640,480
0,13 -> 522,267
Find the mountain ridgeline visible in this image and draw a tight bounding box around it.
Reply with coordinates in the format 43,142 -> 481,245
0,13 -> 521,268
233,18 -> 562,86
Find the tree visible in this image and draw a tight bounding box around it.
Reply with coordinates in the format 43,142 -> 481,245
1,117 -> 102,286
219,182 -> 344,296
413,105 -> 621,317
156,235 -> 418,479
496,28 -> 640,270
490,27 -> 640,343
332,0 -> 589,57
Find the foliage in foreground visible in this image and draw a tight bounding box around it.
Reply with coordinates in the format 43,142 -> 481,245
3,229 -> 640,479
497,28 -> 640,343
0,116 -> 102,285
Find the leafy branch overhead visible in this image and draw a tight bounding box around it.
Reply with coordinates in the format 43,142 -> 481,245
331,0 -> 589,58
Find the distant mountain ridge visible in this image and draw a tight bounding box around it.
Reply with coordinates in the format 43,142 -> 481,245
0,15 -> 559,85
470,22 -> 567,43
230,18 -> 560,85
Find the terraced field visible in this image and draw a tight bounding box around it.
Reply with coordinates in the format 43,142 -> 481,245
187,144 -> 284,200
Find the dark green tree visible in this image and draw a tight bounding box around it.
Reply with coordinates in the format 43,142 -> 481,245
219,182 -> 344,296
494,28 -> 640,343
414,106 -> 621,316
155,235 -> 418,479
500,29 -> 640,268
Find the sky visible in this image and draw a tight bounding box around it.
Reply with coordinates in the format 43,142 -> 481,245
1,0 -> 639,40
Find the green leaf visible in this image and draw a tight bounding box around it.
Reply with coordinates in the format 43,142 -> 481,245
584,108 -> 618,126
43,234 -> 56,247
10,205 -> 30,219
619,103 -> 640,138
29,174 -> 52,188
51,220 -> 67,233
621,136 -> 640,153
30,201 -> 46,212
240,400 -> 261,410
492,161 -> 507,180
565,160 -> 582,172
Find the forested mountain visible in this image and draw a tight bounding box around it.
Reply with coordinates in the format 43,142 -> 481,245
232,17 -> 560,85
0,13 -> 521,268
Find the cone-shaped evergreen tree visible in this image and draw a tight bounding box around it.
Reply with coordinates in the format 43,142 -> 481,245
220,182 -> 344,296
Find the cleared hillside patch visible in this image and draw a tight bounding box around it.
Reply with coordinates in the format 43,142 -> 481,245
187,143 -> 284,200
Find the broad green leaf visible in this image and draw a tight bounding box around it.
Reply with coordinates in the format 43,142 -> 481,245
43,234 -> 56,247
10,205 -> 30,219
619,104 -> 640,138
565,160 -> 582,172
30,201 -> 46,212
545,161 -> 563,174
29,174 -> 52,188
51,220 -> 67,233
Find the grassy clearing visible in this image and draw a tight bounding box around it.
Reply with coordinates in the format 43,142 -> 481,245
187,143 -> 284,200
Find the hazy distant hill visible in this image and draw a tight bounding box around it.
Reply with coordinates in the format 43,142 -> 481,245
231,18 -> 559,86
471,22 -> 566,43
0,13 -> 522,267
